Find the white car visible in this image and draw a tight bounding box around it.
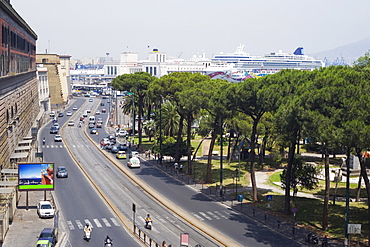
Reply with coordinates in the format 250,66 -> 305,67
127,157 -> 140,168
53,123 -> 60,130
54,135 -> 62,142
116,129 -> 128,137
72,106 -> 78,111
37,201 -> 55,218
66,111 -> 72,116
68,120 -> 74,126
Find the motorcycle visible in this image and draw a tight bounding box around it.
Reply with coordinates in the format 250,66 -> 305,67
42,138 -> 46,145
306,232 -> 319,244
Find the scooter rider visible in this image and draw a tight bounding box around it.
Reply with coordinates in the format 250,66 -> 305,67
42,137 -> 46,145
104,235 -> 113,246
84,223 -> 92,238
145,214 -> 152,228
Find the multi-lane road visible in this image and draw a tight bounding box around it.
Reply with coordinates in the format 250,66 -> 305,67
41,97 -> 301,247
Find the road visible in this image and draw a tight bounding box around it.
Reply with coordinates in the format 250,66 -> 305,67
41,98 -> 140,247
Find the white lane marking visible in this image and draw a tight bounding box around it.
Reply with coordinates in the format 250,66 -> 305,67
94,219 -> 102,228
76,220 -> 83,229
84,219 -> 93,228
110,218 -> 120,226
191,212 -> 204,221
199,212 -> 212,220
67,221 -> 75,230
207,211 -> 220,220
214,211 -> 228,219
60,145 -> 64,148
102,218 -> 112,227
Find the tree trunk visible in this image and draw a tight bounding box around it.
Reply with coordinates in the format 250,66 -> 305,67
186,114 -> 193,175
206,128 -> 217,183
356,149 -> 370,246
192,138 -> 205,162
356,176 -> 362,202
249,118 -> 260,202
322,147 -> 330,230
284,132 -> 297,215
175,114 -> 185,164
138,96 -> 144,151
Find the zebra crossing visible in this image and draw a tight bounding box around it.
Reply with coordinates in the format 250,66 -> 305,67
191,210 -> 232,222
66,217 -> 120,231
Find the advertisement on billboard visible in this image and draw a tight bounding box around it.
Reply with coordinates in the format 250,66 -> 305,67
18,163 -> 54,191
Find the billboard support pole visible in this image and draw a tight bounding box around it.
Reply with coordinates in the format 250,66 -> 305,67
44,190 -> 46,201
26,191 -> 28,210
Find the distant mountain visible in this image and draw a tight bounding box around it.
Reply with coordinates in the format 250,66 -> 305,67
308,37 -> 370,66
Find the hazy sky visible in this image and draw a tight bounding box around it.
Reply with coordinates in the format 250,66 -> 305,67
11,0 -> 370,60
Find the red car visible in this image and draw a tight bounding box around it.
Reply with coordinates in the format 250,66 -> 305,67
80,116 -> 84,121
102,109 -> 106,113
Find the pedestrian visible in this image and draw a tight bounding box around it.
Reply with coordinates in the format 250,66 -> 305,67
174,163 -> 178,173
162,240 -> 167,247
179,164 -> 183,173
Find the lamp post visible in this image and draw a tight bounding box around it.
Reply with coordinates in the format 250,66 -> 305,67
131,92 -> 135,144
220,118 -> 223,197
159,99 -> 162,164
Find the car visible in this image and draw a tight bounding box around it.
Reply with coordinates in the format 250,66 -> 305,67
89,98 -> 93,102
96,122 -> 102,128
90,128 -> 97,134
50,111 -> 55,118
36,239 -> 52,247
38,228 -> 58,246
88,123 -> 95,129
83,112 -> 88,117
56,166 -> 68,178
111,145 -> 119,153
95,110 -> 100,115
116,129 -> 128,137
80,116 -> 85,121
53,123 -> 60,130
66,111 -> 72,116
54,135 -> 62,142
58,112 -> 64,117
86,109 -> 91,113
37,201 -> 55,218
101,109 -> 106,113
100,138 -> 110,146
100,102 -> 105,106
116,151 -> 126,159
127,157 -> 141,168
68,120 -> 74,126
118,143 -> 127,151
72,106 -> 78,111
50,126 -> 58,134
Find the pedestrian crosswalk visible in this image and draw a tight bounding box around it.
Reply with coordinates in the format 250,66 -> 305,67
191,210 -> 232,222
66,217 -> 120,231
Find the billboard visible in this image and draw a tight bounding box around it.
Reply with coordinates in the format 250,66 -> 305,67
18,163 -> 54,191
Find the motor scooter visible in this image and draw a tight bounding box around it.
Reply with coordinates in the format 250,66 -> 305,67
84,229 -> 91,242
104,237 -> 113,247
306,232 -> 319,244
145,220 -> 152,230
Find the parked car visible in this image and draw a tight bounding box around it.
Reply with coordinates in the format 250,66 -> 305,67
116,129 -> 128,137
54,135 -> 62,142
37,228 -> 58,246
56,166 -> 68,178
37,201 -> 55,218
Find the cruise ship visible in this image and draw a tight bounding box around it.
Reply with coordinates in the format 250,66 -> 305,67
204,44 -> 325,82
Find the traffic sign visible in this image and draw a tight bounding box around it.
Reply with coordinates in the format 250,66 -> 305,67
348,224 -> 361,234
292,207 -> 298,213
266,195 -> 273,201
